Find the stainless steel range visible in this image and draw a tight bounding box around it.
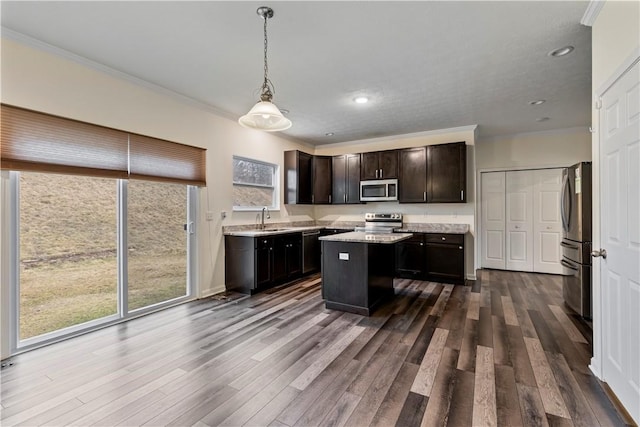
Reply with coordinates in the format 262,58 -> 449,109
355,213 -> 403,234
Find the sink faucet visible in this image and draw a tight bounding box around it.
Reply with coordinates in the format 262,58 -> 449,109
260,206 -> 270,230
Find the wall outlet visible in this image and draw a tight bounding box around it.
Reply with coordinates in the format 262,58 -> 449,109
206,211 -> 215,221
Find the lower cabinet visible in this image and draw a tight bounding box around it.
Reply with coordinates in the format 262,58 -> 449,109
395,232 -> 465,285
225,233 -> 302,294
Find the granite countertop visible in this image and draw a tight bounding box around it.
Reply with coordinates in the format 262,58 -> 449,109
397,223 -> 469,234
319,231 -> 413,244
224,225 -> 323,237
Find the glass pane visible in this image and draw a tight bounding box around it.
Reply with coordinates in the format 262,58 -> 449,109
233,185 -> 274,207
128,180 -> 187,311
19,172 -> 117,340
233,157 -> 274,186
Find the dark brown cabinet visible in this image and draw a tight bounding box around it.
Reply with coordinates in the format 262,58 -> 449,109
225,232 -> 302,294
394,232 -> 465,284
427,142 -> 466,203
398,147 -> 427,203
424,233 -> 465,284
395,234 -> 425,279
332,154 -> 361,204
361,150 -> 398,180
284,150 -> 313,204
312,156 -> 333,204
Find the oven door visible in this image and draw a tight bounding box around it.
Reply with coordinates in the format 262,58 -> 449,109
561,256 -> 592,319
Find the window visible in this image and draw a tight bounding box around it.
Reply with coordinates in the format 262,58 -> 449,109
232,156 -> 278,210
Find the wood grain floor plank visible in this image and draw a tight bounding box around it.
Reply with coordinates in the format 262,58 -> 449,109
410,328 -> 449,396
467,291 -> 480,320
492,314 -> 511,366
523,337 -> 571,419
472,345 -> 497,427
516,383 -> 551,427
495,364 -> 523,427
506,324 -> 537,387
444,368 -> 475,427
457,318 -> 478,372
244,386 -> 300,427
502,294 -> 520,326
318,391 -> 361,427
419,347 -> 460,427
369,362 -> 419,427
548,305 -> 588,344
396,392 -> 428,427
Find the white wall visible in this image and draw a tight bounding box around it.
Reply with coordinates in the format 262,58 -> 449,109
314,127 -> 478,279
476,127 -> 592,170
0,37 -> 315,360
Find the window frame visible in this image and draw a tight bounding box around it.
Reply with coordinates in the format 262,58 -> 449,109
232,155 -> 280,211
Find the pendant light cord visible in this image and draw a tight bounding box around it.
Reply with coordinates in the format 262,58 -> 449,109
260,13 -> 273,102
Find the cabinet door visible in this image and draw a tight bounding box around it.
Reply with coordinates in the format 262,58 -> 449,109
313,156 -> 332,204
256,238 -> 272,287
395,235 -> 425,279
332,155 -> 347,205
272,237 -> 288,282
286,235 -> 302,277
427,142 -> 466,202
378,150 -> 399,179
425,242 -> 465,284
533,168 -> 563,274
345,154 -> 361,204
284,150 -> 312,204
361,152 -> 379,180
506,170 -> 534,272
399,147 -> 427,203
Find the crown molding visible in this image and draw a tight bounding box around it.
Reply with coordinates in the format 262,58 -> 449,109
580,0 -> 605,27
478,126 -> 589,144
1,27 -> 242,122
316,125 -> 478,150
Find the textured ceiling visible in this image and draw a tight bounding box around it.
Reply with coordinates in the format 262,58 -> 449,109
1,1 -> 592,145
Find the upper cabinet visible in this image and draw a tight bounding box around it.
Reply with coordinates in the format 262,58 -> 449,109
284,150 -> 312,204
361,150 -> 399,180
312,156 -> 332,204
399,147 -> 427,203
332,154 -> 361,204
427,142 -> 467,203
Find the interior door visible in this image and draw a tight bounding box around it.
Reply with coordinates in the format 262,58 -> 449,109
481,172 -> 506,269
506,170 -> 533,271
533,169 -> 563,274
598,59 -> 640,423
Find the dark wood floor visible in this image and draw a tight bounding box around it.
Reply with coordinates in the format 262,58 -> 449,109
0,270 -> 635,426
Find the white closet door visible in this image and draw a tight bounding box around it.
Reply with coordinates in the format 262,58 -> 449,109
481,172 -> 506,269
506,170 -> 534,271
533,169 -> 563,273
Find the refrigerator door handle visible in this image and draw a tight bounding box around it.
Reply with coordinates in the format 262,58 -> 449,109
560,241 -> 580,250
561,258 -> 579,272
560,171 -> 571,232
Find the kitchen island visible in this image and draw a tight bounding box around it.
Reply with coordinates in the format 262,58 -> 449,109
319,231 -> 412,315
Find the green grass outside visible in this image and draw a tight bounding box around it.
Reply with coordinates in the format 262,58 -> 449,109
19,172 -> 188,340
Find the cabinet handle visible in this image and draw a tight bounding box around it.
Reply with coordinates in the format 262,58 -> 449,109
263,240 -> 267,243
423,191 -> 426,201
329,195 -> 332,203
380,169 -> 383,178
461,190 -> 464,200
375,169 -> 379,178
312,194 -> 315,203
442,237 -> 446,241
420,243 -> 424,246
459,246 -> 463,250
344,193 -> 347,203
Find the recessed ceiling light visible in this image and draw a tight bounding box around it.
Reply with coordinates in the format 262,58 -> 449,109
529,100 -> 546,105
548,46 -> 574,57
536,117 -> 551,122
325,132 -> 334,136
353,96 -> 369,104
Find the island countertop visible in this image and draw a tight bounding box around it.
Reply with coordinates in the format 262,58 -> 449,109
319,231 -> 413,244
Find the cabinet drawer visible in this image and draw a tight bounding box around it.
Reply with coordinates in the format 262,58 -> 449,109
256,238 -> 271,249
425,233 -> 464,245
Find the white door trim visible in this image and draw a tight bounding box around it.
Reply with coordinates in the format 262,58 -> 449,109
590,46 -> 640,381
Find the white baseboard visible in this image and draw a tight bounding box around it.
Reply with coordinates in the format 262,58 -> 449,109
199,285 -> 226,299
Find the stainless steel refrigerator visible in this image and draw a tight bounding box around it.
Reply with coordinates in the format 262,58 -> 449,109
560,162 -> 592,319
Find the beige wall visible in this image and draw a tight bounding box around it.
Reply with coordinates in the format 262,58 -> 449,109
0,38 -> 314,308
476,127 -> 592,171
592,0 -> 640,91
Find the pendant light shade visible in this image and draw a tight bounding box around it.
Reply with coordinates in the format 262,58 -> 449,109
238,6 -> 292,132
239,101 -> 292,131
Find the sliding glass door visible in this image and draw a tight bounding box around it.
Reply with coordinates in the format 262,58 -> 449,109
12,173 -> 195,350
17,172 -> 119,342
127,180 -> 190,312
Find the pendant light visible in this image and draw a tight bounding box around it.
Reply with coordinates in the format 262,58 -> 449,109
238,6 -> 292,132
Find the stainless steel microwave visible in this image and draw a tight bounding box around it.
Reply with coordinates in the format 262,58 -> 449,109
360,179 -> 398,202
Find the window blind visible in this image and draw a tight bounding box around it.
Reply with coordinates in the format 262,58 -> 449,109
129,134 -> 206,186
1,104 -> 207,186
0,104 -> 129,178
